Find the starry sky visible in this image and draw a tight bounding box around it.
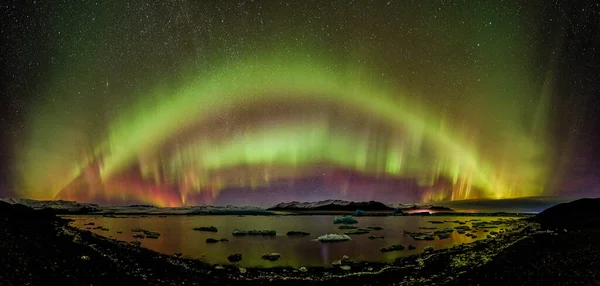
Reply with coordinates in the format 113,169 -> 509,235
1,0 -> 599,206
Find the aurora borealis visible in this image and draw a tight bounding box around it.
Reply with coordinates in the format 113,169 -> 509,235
1,1 -> 599,206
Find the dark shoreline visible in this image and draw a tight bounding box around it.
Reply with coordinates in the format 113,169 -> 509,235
0,198 -> 538,217
58,211 -> 536,217
2,201 -> 599,285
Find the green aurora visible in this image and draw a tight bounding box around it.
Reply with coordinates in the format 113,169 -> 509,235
12,1 -> 560,206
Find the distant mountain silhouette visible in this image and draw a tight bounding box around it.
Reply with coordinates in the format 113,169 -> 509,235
535,198 -> 600,229
400,205 -> 454,212
268,200 -> 394,211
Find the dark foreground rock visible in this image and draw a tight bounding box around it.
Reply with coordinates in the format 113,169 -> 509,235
534,198 -> 600,230
449,230 -> 600,286
0,201 -> 228,285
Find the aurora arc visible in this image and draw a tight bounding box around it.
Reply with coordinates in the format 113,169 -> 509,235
17,51 -> 549,206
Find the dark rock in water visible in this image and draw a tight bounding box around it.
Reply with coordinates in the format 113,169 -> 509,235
380,244 -> 405,252
232,229 -> 276,236
206,238 -> 220,243
437,233 -> 451,239
143,231 -> 160,239
434,228 -> 453,239
344,229 -> 370,235
341,255 -> 353,265
227,254 -> 242,262
129,240 -> 142,247
287,231 -> 310,236
133,234 -> 145,239
429,220 -> 444,224
354,209 -> 365,216
84,222 -> 95,226
535,198 -> 600,230
403,230 -> 421,236
424,246 -> 434,252
412,235 -> 435,241
193,226 -> 218,232
220,238 -> 229,242
408,244 -> 416,250
338,225 -> 358,230
100,227 -> 109,231
333,216 -> 358,225
476,225 -> 497,229
434,228 -> 454,234
131,228 -> 144,232
367,226 -> 384,231
261,253 -> 281,261
368,235 -> 384,239
490,231 -> 499,235
116,231 -> 122,234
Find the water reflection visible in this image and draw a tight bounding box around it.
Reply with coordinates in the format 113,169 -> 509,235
68,215 -> 514,267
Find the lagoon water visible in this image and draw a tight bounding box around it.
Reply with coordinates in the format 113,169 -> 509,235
68,215 -> 514,267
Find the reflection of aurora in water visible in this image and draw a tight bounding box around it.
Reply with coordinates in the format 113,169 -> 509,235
67,215 -> 515,267
12,1 -> 568,207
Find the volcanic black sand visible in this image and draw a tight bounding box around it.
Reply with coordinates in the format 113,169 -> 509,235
1,199 -> 599,285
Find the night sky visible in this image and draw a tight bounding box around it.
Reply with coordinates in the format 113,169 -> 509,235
1,0 -> 599,206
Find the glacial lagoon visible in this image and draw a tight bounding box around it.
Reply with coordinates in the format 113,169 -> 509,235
68,215 -> 516,267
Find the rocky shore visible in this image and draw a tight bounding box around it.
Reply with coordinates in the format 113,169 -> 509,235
1,200 -> 599,285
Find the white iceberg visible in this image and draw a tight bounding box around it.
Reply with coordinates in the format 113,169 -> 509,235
317,234 -> 352,242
